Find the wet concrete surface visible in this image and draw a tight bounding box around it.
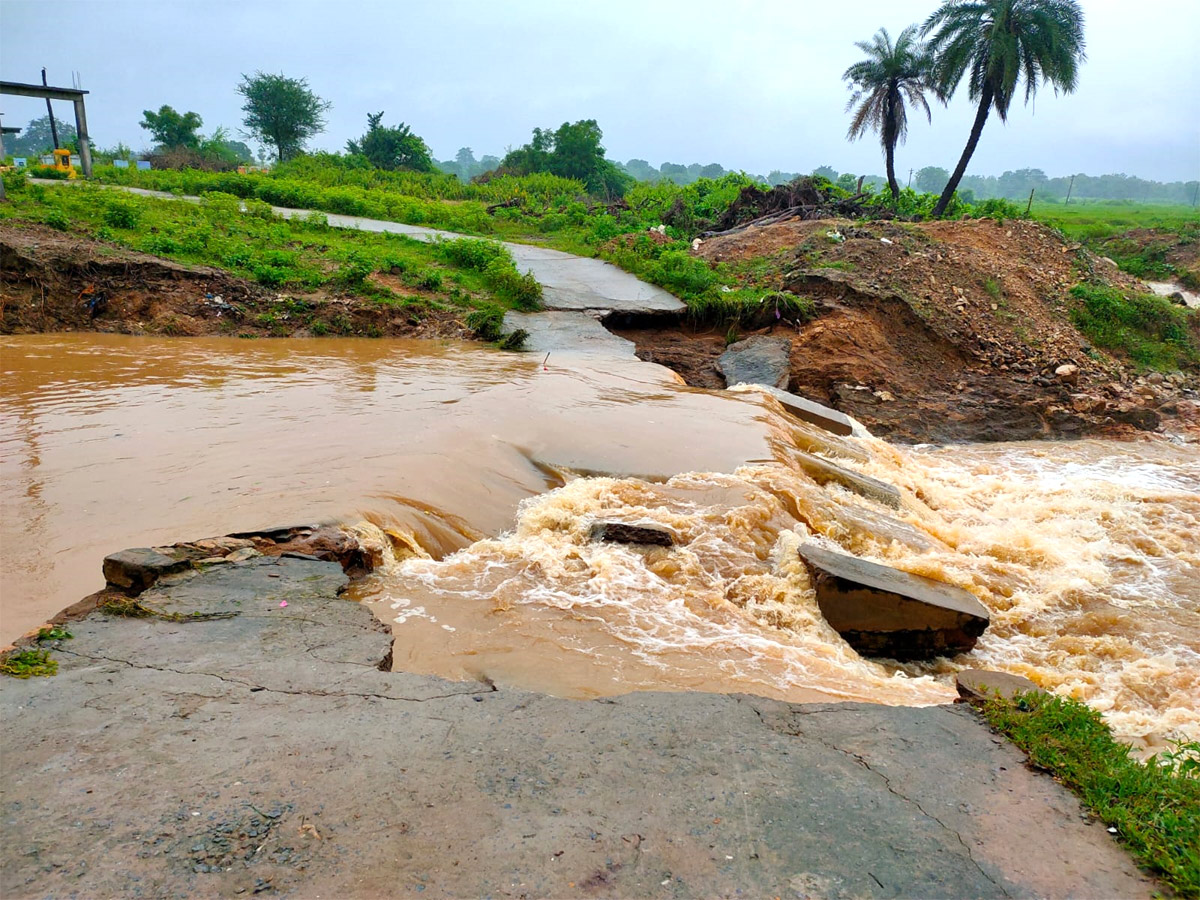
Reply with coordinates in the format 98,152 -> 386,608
1,558 -> 1154,899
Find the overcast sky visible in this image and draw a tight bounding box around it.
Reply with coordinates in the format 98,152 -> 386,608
3,0 -> 1198,181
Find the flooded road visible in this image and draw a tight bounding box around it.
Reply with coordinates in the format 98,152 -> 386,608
2,334 -> 1197,743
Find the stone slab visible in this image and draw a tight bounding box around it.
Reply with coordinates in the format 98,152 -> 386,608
798,542 -> 990,659
102,547 -> 192,594
792,450 -> 902,508
716,335 -> 792,390
956,668 -> 1045,703
589,520 -> 676,546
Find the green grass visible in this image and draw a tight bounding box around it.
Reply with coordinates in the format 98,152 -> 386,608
981,692 -> 1199,897
1,181 -> 540,328
1031,201 -> 1200,240
0,648 -> 58,678
1068,283 -> 1199,371
70,161 -> 1026,325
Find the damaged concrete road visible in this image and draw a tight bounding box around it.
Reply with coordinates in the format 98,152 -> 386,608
1,557 -> 1152,898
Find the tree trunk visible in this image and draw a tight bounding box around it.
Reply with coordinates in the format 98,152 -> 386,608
933,83 -> 994,217
885,139 -> 899,199
885,85 -> 900,200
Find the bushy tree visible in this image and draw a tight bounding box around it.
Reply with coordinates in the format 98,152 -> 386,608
140,105 -> 203,149
843,25 -> 933,199
7,115 -> 76,157
914,165 -> 950,193
346,112 -> 434,172
812,165 -> 839,181
501,120 -> 631,197
238,72 -> 331,163
923,0 -> 1086,215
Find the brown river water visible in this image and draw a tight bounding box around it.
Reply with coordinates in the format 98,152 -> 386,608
2,334 -> 1197,744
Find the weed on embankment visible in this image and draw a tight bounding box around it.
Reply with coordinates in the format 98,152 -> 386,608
982,692 -> 1200,897
1068,283 -> 1199,372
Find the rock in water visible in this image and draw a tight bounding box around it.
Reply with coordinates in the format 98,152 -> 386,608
716,336 -> 792,390
797,543 -> 989,660
955,669 -> 1044,703
589,521 -> 675,546
102,548 -> 193,595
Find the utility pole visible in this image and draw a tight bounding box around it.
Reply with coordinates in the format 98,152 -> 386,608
907,168 -> 913,189
1065,174 -> 1075,205
42,67 -> 59,150
1025,188 -> 1036,216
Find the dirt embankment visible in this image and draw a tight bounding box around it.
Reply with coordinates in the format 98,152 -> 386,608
0,225 -> 473,340
613,217 -> 1200,443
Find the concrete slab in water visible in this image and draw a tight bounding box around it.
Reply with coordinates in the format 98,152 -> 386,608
798,542 -> 990,659
792,450 -> 902,508
504,310 -> 639,359
770,387 -> 856,436
717,335 -> 792,390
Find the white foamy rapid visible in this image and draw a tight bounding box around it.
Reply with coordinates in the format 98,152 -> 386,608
360,399 -> 1199,745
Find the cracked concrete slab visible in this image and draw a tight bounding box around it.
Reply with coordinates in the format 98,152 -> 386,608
1,559 -> 1153,898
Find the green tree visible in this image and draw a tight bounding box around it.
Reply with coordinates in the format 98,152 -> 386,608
843,25 -> 933,200
501,120 -> 631,197
812,165 -> 839,182
237,72 -> 331,163
923,0 -> 1086,215
7,115 -> 76,157
914,165 -> 950,193
139,105 -> 203,149
346,112 -> 434,172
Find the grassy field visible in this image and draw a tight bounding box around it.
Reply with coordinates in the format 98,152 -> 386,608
0,180 -> 542,327
1030,201 -> 1200,240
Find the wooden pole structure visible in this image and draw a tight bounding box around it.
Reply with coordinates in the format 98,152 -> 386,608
0,80 -> 91,178
1065,175 -> 1075,205
1025,188 -> 1035,216
73,96 -> 92,177
41,68 -> 59,150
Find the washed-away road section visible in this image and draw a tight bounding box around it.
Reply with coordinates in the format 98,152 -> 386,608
4,182 -> 1156,898
1,557 -> 1151,899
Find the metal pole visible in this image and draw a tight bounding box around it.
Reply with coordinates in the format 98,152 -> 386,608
73,97 -> 92,177
41,68 -> 59,150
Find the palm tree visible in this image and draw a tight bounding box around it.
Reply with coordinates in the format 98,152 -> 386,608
923,0 -> 1086,215
843,26 -> 933,200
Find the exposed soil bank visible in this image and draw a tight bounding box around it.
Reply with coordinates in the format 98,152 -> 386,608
0,225 -> 474,340
1,545 -> 1155,899
614,218 -> 1200,443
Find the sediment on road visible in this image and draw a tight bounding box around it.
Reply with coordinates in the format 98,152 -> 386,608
0,532 -> 1156,899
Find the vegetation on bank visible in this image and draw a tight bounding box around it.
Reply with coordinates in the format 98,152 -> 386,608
981,692 -> 1199,898
1069,284 -> 1199,372
0,178 -> 539,343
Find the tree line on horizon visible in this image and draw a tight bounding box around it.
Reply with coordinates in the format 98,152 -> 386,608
6,1 -> 1196,209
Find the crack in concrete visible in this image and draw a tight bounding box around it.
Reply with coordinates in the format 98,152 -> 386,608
739,698 -> 1013,898
59,648 -> 496,704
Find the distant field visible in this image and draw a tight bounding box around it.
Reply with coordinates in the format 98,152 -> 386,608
1030,201 -> 1200,240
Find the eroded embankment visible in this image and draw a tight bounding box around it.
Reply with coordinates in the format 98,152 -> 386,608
0,225 -> 473,340
0,530 -> 1156,899
612,217 -> 1200,443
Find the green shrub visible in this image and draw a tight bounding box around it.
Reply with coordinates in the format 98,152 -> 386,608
0,648 -> 57,678
44,209 -> 70,231
466,305 -> 505,341
1069,283 -> 1199,371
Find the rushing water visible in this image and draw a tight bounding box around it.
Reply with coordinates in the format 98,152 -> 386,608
2,335 -> 1197,744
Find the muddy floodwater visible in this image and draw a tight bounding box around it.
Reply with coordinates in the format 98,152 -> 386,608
2,334 -> 1198,744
